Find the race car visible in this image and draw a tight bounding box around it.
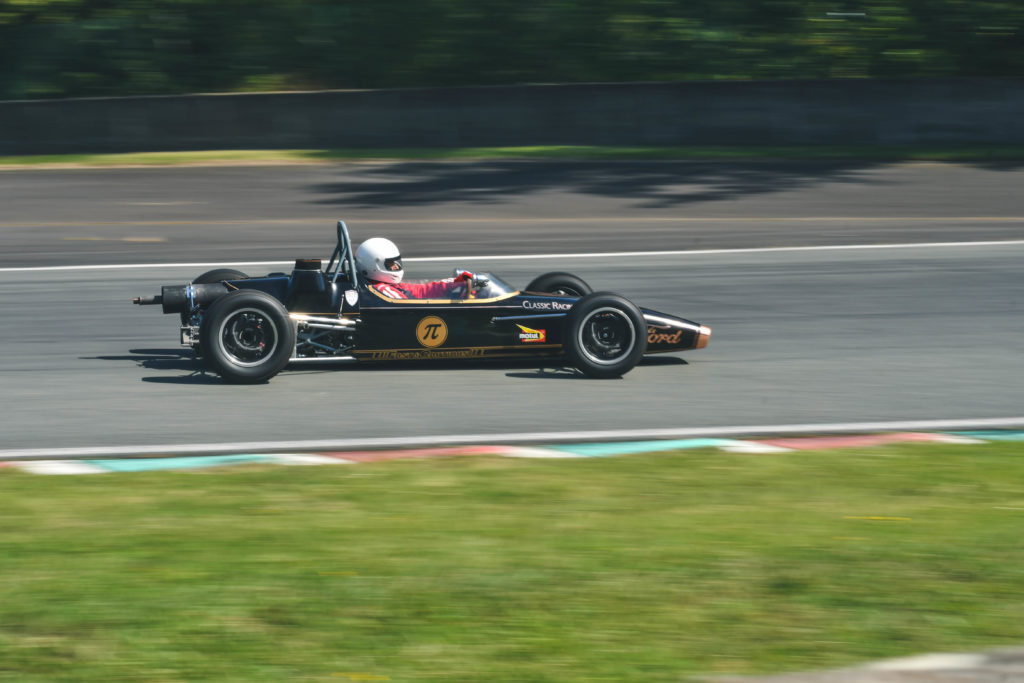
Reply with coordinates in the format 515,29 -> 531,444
133,221 -> 710,383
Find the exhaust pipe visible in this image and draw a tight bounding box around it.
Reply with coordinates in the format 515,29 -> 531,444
132,283 -> 230,314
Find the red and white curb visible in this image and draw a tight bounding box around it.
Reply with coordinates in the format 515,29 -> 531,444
0,431 -> 1011,476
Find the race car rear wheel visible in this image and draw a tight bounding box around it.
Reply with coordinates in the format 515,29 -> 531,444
199,290 -> 295,384
564,292 -> 647,379
193,268 -> 249,285
184,269 -> 251,352
525,272 -> 592,297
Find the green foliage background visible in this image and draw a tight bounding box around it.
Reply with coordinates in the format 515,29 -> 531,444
1,0 -> 1022,99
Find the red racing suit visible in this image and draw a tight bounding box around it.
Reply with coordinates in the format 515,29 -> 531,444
371,276 -> 467,300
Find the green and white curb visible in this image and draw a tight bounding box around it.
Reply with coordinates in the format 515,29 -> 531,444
1,430 -> 1018,475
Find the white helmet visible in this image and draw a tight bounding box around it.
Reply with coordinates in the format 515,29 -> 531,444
356,237 -> 404,284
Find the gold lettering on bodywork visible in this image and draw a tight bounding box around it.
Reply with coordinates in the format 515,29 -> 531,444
647,326 -> 684,345
368,348 -> 486,361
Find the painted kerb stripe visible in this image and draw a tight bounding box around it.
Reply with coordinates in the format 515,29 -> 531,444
2,417 -> 1024,461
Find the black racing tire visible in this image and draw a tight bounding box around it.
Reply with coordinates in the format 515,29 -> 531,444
193,268 -> 249,285
181,269 -> 250,327
564,292 -> 647,379
525,272 -> 592,297
199,290 -> 295,384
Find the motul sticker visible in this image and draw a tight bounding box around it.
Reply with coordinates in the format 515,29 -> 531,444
516,324 -> 546,343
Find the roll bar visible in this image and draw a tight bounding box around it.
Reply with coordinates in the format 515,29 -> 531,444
325,220 -> 360,286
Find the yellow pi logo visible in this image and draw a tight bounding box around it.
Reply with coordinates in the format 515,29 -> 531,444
416,316 -> 448,347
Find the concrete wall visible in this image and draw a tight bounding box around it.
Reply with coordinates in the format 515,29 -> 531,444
2,79 -> 1023,155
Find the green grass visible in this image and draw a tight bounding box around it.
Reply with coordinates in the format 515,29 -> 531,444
3,145 -> 1024,168
2,442 -> 1024,681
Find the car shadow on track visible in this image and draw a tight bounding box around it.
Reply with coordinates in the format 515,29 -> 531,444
87,348 -> 221,385
286,358 -> 587,379
503,355 -> 687,380
90,349 -> 689,384
286,355 -> 688,380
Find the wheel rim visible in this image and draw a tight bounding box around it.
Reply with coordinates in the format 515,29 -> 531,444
553,286 -> 582,296
217,307 -> 279,367
577,307 -> 636,365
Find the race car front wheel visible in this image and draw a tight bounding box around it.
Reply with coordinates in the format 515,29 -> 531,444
525,272 -> 592,297
199,290 -> 295,384
564,292 -> 647,379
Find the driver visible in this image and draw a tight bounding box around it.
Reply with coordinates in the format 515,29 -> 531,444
355,237 -> 486,299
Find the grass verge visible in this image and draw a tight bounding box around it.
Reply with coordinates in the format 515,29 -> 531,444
2,145 -> 1024,168
1,442 -> 1023,681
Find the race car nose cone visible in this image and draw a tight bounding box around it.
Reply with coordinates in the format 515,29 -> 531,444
696,325 -> 711,349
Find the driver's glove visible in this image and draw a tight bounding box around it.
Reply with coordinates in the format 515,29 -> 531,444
454,269 -> 489,288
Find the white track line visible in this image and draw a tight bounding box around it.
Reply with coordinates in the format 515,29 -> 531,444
1,417 -> 1022,461
3,239 -> 1024,273
0,260 -> 298,273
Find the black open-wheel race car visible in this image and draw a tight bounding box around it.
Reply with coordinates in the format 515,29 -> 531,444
133,221 -> 710,383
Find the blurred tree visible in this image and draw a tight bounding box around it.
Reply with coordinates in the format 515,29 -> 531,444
0,0 -> 1021,99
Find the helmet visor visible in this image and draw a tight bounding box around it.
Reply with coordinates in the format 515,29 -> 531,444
384,256 -> 403,273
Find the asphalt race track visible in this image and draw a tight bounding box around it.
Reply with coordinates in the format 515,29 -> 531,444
4,160 -> 1024,267
1,160 -> 1023,452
